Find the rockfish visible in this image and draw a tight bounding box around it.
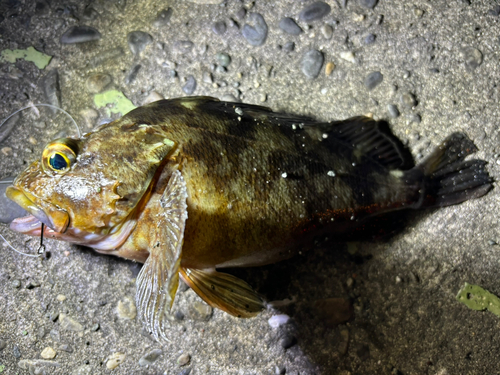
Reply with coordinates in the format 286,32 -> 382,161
6,97 -> 492,340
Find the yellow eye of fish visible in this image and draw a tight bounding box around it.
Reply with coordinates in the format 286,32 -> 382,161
42,138 -> 79,174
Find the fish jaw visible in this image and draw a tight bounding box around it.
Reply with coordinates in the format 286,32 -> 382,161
6,186 -> 69,233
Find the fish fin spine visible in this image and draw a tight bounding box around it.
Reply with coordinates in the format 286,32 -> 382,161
413,132 -> 492,208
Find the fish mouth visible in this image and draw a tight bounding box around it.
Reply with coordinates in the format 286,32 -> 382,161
6,186 -> 70,234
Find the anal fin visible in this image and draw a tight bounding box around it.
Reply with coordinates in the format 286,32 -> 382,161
180,268 -> 265,318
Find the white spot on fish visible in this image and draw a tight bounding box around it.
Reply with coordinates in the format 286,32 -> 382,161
235,107 -> 243,116
322,133 -> 328,139
327,170 -> 336,177
281,172 -> 287,178
390,170 -> 404,178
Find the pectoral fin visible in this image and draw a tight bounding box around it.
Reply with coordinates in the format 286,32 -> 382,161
135,170 -> 188,341
180,268 -> 265,318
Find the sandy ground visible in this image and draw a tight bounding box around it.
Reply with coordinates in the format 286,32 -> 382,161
1,0 -> 500,374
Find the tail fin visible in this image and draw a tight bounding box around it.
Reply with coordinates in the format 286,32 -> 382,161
416,133 -> 492,208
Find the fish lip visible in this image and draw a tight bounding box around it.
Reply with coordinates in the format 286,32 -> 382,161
6,186 -> 70,233
9,214 -> 43,236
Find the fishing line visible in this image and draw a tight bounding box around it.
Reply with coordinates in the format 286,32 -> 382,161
0,103 -> 80,256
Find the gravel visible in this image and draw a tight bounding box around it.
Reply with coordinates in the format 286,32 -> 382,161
364,71 -> 383,90
127,31 -> 153,55
301,49 -> 324,79
242,13 -> 268,46
60,26 -> 101,44
298,1 -> 331,22
279,17 -> 303,35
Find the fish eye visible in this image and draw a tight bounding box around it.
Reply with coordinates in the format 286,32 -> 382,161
42,138 -> 79,175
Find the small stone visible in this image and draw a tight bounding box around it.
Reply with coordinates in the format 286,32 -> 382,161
320,24 -> 333,39
127,31 -> 153,55
117,296 -> 137,320
106,352 -> 125,370
221,94 -> 239,102
79,108 -> 99,129
13,345 -> 21,358
177,353 -> 191,366
153,8 -> 173,27
28,136 -> 37,145
414,8 -> 424,17
139,349 -> 163,366
400,92 -> 417,108
259,93 -> 267,102
364,33 -> 376,44
242,13 -> 268,46
11,279 -> 21,288
125,64 -> 142,85
202,71 -> 213,84
26,280 -> 41,289
182,75 -> 197,95
212,21 -> 226,35
281,334 -> 297,349
236,7 -> 246,19
0,112 -> 19,143
59,344 -> 73,353
179,369 -> 192,375
56,294 -> 66,302
346,277 -> 354,288
143,91 -> 164,105
340,51 -> 356,63
364,71 -> 383,90
339,328 -> 349,355
407,114 -> 421,124
359,0 -> 378,9
85,73 -> 111,94
299,1 -> 331,22
174,40 -> 194,54
312,298 -> 353,327
91,323 -> 100,331
174,311 -> 185,321
1,147 -> 12,156
268,314 -> 290,328
59,313 -> 83,332
50,329 -> 60,342
41,69 -> 61,114
325,62 -> 335,76
188,301 -> 213,320
283,41 -> 295,51
462,47 -> 483,71
82,6 -> 99,21
488,5 -> 500,16
41,347 -> 56,359
0,339 -> 6,351
60,26 -> 101,44
216,52 -> 231,68
387,104 -> 400,118
279,17 -> 302,35
301,49 -> 324,79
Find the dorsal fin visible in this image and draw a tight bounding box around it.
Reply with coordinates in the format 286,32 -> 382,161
317,116 -> 414,170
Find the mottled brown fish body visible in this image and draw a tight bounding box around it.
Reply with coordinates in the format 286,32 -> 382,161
112,98 -> 420,269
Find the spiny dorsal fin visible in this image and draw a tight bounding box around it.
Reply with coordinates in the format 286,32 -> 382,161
135,170 -> 188,342
318,116 -> 414,170
180,268 -> 265,318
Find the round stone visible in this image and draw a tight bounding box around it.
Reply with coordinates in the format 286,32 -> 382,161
216,52 -> 232,67
153,8 -> 172,27
60,26 -> 101,44
364,33 -> 376,44
41,347 -> 56,359
359,0 -> 378,9
387,104 -> 400,118
212,21 -> 226,35
364,71 -> 383,90
463,47 -> 483,71
299,1 -> 331,22
301,49 -> 324,79
127,31 -> 153,55
279,17 -> 302,35
182,75 -> 197,95
242,13 -> 268,46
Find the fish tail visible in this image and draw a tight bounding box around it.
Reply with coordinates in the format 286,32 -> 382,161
413,132 -> 492,208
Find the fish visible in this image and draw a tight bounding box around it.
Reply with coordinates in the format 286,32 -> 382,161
6,96 -> 492,340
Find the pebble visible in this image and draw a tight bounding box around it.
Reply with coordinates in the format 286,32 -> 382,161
364,33 -> 376,44
301,49 -> 324,79
463,47 -> 483,71
60,26 -> 101,44
127,31 -> 153,55
59,344 -> 73,353
179,369 -> 192,375
400,92 -> 417,108
282,41 -> 295,51
312,298 -> 353,327
0,112 -> 19,143
212,20 -> 226,35
177,353 -> 191,366
242,13 -> 268,46
41,347 -> 57,359
50,329 -> 61,342
82,6 -> 99,21
359,0 -> 378,9
281,334 -> 297,349
202,71 -> 213,84
41,69 -> 61,114
182,75 -> 197,95
488,5 -> 500,16
174,40 -> 194,54
236,7 -> 246,19
338,328 -> 349,355
325,62 -> 335,76
216,52 -> 231,67
13,345 -> 21,358
11,279 -> 21,288
387,104 -> 400,118
299,1 -> 331,22
340,51 -> 356,63
79,108 -> 99,129
1,147 -> 12,156
221,94 -> 239,102
59,313 -> 83,332
188,301 -> 213,320
174,310 -> 185,321
0,339 -> 6,351
144,91 -> 164,105
320,24 -> 333,39
364,71 -> 383,90
117,296 -> 137,320
106,352 -> 126,369
139,349 -> 163,366
125,64 -> 142,85
0,178 -> 28,223
268,314 -> 290,328
279,17 -> 302,35
153,8 -> 173,27
57,294 -> 66,302
85,73 -> 111,93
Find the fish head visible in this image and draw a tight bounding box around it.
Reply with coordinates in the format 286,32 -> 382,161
7,121 -> 176,248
